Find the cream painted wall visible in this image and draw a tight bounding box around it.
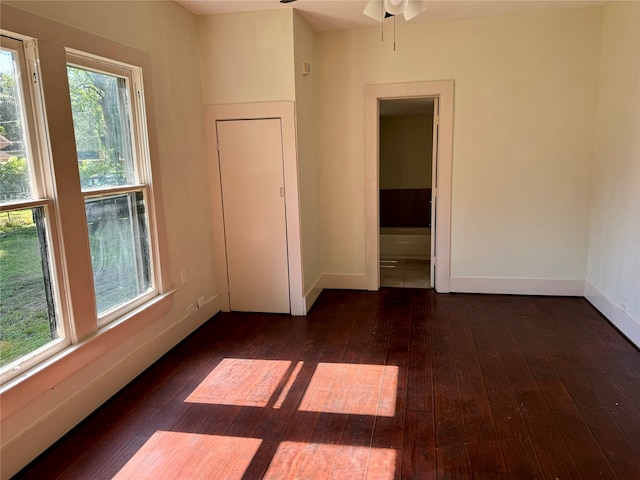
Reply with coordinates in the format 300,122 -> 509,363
293,12 -> 323,297
1,3 -> 218,478
198,9 -> 295,104
586,2 -> 640,343
198,9 -> 322,303
2,2 -> 636,477
380,114 -> 433,190
316,8 -> 603,278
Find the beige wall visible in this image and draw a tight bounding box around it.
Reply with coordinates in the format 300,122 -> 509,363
293,12 -> 323,296
198,9 -> 321,302
198,9 -> 295,104
3,2 -> 639,477
380,114 -> 433,190
586,1 -> 640,343
316,8 -> 603,278
1,3 -> 218,478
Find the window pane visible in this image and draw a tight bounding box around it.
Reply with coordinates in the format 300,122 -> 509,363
67,66 -> 136,190
85,191 -> 152,315
0,47 -> 33,203
0,207 -> 58,367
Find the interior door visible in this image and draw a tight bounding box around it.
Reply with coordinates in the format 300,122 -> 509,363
216,119 -> 290,313
430,97 -> 439,288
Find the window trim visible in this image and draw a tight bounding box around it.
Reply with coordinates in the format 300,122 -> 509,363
0,35 -> 71,384
1,35 -> 41,199
0,25 -> 171,385
1,34 -> 57,200
65,51 -> 161,326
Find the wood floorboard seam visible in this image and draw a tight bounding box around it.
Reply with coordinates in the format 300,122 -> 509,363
11,290 -> 640,480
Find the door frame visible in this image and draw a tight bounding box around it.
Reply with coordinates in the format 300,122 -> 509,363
365,81 -> 454,292
430,96 -> 439,287
205,102 -> 304,315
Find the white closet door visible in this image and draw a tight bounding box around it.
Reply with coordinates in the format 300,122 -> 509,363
217,119 -> 290,313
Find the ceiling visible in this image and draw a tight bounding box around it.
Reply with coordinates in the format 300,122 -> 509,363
174,0 -> 608,32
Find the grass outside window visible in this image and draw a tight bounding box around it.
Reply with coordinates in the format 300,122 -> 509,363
0,209 -> 56,366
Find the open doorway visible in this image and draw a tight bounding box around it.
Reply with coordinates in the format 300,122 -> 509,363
378,97 -> 435,288
364,80 -> 453,293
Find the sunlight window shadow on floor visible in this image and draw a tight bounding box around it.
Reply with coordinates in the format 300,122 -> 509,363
274,360 -> 304,408
299,363 -> 399,417
112,431 -> 262,480
263,442 -> 397,479
173,359 -> 399,479
185,358 -> 292,407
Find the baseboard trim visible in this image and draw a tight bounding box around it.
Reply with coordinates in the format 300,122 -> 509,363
450,276 -> 585,296
302,276 -> 324,315
322,273 -> 370,291
584,281 -> 640,349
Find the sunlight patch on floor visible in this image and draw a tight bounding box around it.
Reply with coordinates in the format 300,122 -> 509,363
112,431 -> 262,480
185,358 -> 292,407
299,363 -> 398,417
263,442 -> 396,480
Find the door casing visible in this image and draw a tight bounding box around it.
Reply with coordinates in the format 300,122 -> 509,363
365,81 -> 454,292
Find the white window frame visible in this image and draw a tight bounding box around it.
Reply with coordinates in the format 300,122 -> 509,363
65,50 -> 160,327
0,30 -> 169,386
0,34 -> 70,383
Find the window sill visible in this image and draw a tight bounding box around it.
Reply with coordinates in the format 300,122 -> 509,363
0,290 -> 175,399
95,289 -> 176,337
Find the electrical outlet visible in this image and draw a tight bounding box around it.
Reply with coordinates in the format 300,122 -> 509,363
197,296 -> 206,309
180,268 -> 188,286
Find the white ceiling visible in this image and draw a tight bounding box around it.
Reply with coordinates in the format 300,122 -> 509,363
174,0 -> 608,32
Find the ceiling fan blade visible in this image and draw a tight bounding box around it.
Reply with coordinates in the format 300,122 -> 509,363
363,0 -> 385,22
403,0 -> 426,21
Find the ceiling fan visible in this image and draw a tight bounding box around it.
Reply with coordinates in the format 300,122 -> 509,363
279,0 -> 428,49
363,0 -> 427,22
279,0 -> 427,22
363,0 -> 428,50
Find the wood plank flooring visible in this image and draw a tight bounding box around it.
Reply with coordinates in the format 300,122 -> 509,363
13,289 -> 640,479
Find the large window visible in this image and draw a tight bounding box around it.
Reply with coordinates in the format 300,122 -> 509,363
0,34 -> 162,383
0,36 -> 65,372
66,54 -> 155,322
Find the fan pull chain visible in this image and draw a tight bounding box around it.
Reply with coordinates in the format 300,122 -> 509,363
394,14 -> 397,51
381,0 -> 384,42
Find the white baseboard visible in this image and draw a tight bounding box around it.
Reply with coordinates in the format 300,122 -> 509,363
302,276 -> 324,314
322,273 -> 370,291
450,276 -> 585,296
584,281 -> 640,349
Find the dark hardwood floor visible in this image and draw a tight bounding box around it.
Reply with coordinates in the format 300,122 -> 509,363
13,289 -> 640,479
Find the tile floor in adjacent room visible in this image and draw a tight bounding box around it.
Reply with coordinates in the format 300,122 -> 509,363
379,257 -> 430,288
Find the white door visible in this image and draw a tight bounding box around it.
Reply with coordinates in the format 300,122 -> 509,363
216,119 -> 290,313
430,97 -> 439,288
